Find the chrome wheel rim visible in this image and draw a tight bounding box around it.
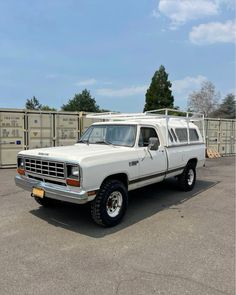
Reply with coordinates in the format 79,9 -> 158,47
106,191 -> 123,217
187,169 -> 194,186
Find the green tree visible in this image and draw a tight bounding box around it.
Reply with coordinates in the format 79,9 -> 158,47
25,97 -> 56,111
211,93 -> 235,119
61,89 -> 99,112
41,105 -> 57,111
25,96 -> 42,110
99,108 -> 111,113
144,65 -> 174,111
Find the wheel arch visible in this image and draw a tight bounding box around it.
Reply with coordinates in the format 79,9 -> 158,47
101,173 -> 129,189
187,158 -> 198,168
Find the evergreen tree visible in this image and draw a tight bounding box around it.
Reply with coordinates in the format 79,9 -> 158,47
41,105 -> 57,111
25,96 -> 42,110
211,93 -> 235,119
25,97 -> 56,111
144,65 -> 174,111
61,89 -> 99,112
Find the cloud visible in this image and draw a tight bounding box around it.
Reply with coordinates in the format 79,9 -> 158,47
96,85 -> 148,97
172,75 -> 207,107
189,20 -> 236,45
154,0 -> 218,29
172,75 -> 207,94
75,78 -> 97,86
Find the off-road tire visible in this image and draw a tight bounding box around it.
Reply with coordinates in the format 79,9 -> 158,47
91,179 -> 128,227
177,164 -> 196,191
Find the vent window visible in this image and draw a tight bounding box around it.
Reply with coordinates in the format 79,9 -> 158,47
168,130 -> 173,142
170,128 -> 177,141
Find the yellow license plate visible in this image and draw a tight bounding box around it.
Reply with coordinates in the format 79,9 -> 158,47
32,187 -> 45,198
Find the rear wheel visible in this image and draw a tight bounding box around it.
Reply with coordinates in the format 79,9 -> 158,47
91,179 -> 128,227
178,164 -> 196,191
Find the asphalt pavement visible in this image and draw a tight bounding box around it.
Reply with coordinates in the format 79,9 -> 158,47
0,157 -> 235,295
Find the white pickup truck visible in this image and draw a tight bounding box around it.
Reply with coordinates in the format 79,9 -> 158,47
15,110 -> 205,227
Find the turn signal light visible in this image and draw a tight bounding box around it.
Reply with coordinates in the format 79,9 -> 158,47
17,168 -> 25,175
66,178 -> 80,187
87,191 -> 97,196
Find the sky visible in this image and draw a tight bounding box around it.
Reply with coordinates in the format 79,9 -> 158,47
0,0 -> 235,112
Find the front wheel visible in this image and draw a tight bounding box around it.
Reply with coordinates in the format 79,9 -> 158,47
91,180 -> 128,227
177,164 -> 196,191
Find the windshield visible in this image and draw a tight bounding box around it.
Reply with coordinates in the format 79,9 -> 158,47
79,124 -> 136,147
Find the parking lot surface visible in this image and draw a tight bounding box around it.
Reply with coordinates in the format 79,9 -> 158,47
0,157 -> 235,295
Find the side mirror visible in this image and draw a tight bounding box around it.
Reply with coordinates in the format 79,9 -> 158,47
148,137 -> 159,151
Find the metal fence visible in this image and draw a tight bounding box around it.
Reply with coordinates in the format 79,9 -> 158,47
0,108 -> 235,167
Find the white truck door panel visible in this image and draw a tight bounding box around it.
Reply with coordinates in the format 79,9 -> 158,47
135,126 -> 167,187
138,147 -> 167,177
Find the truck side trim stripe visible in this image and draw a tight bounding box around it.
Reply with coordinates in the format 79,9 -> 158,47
129,166 -> 185,185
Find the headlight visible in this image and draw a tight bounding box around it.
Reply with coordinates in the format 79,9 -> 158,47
17,157 -> 24,168
71,166 -> 79,176
66,164 -> 80,187
17,157 -> 25,175
67,164 -> 80,179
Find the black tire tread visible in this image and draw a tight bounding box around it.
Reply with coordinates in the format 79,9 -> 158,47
178,163 -> 196,191
91,179 -> 127,227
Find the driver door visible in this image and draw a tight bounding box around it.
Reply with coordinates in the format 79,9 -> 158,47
136,126 -> 167,187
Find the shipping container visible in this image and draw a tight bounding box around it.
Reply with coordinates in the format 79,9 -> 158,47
0,110 -> 25,167
0,108 -> 235,167
27,112 -> 53,149
219,143 -> 232,155
55,113 -> 80,146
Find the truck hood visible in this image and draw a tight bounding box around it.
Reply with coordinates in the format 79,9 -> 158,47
19,143 -> 128,162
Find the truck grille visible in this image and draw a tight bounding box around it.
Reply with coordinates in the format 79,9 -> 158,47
25,158 -> 65,179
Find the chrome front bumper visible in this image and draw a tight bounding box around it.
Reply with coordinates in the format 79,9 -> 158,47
15,174 -> 96,204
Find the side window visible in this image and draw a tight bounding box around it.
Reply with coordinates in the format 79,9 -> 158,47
189,128 -> 199,141
175,128 -> 188,142
138,127 -> 159,147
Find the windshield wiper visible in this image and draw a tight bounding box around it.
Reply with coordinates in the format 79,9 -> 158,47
78,139 -> 113,145
78,139 -> 89,144
94,140 -> 111,145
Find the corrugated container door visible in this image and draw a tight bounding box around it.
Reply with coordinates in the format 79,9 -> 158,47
27,112 -> 53,149
206,119 -> 220,152
55,113 -> 79,146
219,120 -> 230,155
0,111 -> 25,167
232,121 -> 236,154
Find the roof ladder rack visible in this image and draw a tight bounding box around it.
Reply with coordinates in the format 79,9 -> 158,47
85,108 -> 205,145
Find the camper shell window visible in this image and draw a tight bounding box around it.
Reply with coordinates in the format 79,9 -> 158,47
175,128 -> 188,142
189,128 -> 199,141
